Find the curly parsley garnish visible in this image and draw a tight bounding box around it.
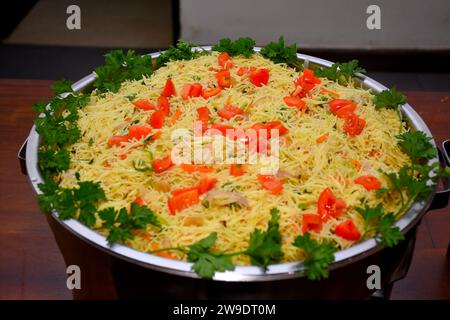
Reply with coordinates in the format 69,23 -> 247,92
374,87 -> 406,110
212,37 -> 256,57
293,233 -> 336,280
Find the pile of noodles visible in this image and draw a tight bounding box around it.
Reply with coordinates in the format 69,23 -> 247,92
60,52 -> 409,264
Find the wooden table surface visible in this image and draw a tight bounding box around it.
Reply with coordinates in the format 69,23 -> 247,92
0,79 -> 449,299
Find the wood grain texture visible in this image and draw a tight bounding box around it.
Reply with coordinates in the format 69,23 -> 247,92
0,79 -> 449,299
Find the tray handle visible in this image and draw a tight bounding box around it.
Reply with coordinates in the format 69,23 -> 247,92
428,139 -> 450,211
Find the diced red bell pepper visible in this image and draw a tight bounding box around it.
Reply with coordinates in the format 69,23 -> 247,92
190,83 -> 203,97
329,99 -> 357,118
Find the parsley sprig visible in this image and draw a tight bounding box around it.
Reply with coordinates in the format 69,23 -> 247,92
293,233 -> 336,280
37,179 -> 106,227
156,40 -> 201,68
374,87 -> 406,110
244,208 -> 283,269
355,204 -> 404,247
313,60 -> 366,84
212,37 -> 256,57
99,203 -> 161,244
260,36 -> 302,69
94,49 -> 153,93
382,131 -> 437,214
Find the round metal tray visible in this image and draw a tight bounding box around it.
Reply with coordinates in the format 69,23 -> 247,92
23,47 -> 439,281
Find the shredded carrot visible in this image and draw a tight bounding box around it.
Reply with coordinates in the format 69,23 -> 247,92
369,150 -> 381,157
320,88 -> 340,98
316,132 -> 329,144
150,243 -> 175,259
351,160 -> 362,171
180,164 -> 214,173
168,109 -> 182,125
103,160 -> 112,168
131,229 -> 152,242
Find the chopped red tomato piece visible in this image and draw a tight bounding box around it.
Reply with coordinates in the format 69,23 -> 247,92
168,189 -> 200,215
108,135 -> 129,147
181,84 -> 192,100
162,79 -> 176,97
230,164 -> 245,177
257,174 -> 283,194
249,68 -> 269,87
283,96 -> 306,109
354,175 -> 381,191
157,95 -> 170,116
237,66 -> 256,76
293,69 -> 321,97
128,125 -> 152,141
202,87 -> 222,99
152,155 -> 173,173
317,187 -> 346,221
133,197 -> 144,206
329,99 -> 357,118
197,176 -> 218,195
171,185 -> 199,196
343,113 -> 366,136
265,121 -> 289,137
335,219 -> 361,241
302,214 -> 323,233
217,104 -> 244,120
148,109 -> 165,129
197,106 -> 211,123
216,70 -> 235,88
190,83 -> 203,97
218,52 -> 233,69
132,99 -> 156,111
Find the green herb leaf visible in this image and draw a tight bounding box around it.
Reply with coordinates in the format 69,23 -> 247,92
373,87 -> 406,110
245,208 -> 283,269
313,60 -> 365,84
355,204 -> 404,247
293,233 -> 336,280
52,79 -> 73,95
187,232 -> 235,279
397,131 -> 436,162
260,36 -> 300,68
157,40 -> 201,68
100,203 -> 161,244
212,37 -> 255,57
94,50 -> 153,93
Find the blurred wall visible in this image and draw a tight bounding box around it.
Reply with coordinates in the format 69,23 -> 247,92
180,0 -> 450,50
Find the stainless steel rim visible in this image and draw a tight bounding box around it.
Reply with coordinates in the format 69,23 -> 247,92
24,47 -> 439,281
